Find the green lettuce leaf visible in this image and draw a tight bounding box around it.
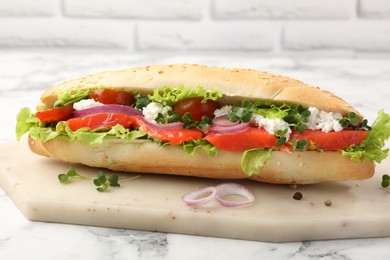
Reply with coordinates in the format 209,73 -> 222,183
54,89 -> 90,107
253,102 -> 290,119
16,107 -> 40,141
342,110 -> 390,163
29,123 -> 148,146
182,139 -> 218,156
30,122 -> 66,142
148,85 -> 222,106
241,148 -> 273,176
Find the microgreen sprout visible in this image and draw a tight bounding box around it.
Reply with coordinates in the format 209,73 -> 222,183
58,167 -> 86,183
134,95 -> 150,110
198,116 -> 212,130
275,137 -> 287,146
339,112 -> 372,130
58,167 -> 120,192
339,112 -> 359,127
182,112 -> 197,128
229,99 -> 254,123
155,110 -> 183,125
154,113 -> 165,124
283,105 -> 310,133
290,137 -> 308,152
167,110 -> 182,123
361,119 -> 372,130
275,129 -> 288,146
93,171 -> 120,192
181,112 -> 212,130
381,174 -> 390,188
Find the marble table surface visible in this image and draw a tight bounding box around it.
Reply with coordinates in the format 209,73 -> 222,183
1,51 -> 390,259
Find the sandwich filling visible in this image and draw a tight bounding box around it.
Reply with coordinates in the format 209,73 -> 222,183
16,85 -> 390,176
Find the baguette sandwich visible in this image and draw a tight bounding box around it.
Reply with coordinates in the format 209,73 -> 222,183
16,64 -> 390,184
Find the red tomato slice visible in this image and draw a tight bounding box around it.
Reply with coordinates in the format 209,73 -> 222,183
173,97 -> 220,121
291,130 -> 368,151
89,89 -> 136,105
205,128 -> 284,152
36,104 -> 74,123
67,113 -> 139,131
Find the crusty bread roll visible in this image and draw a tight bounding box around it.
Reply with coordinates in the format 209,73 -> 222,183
29,64 -> 374,184
29,137 -> 374,184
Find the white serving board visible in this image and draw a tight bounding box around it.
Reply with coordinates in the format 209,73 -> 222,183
1,140 -> 390,242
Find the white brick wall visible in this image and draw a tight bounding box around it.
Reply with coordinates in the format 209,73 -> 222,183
284,22 -> 390,52
0,19 -> 132,48
213,0 -> 354,20
63,0 -> 203,20
359,0 -> 390,18
0,0 -> 55,16
137,22 -> 278,51
0,0 -> 389,56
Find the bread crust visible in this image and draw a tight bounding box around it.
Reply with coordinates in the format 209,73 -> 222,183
40,64 -> 361,119
29,136 -> 374,184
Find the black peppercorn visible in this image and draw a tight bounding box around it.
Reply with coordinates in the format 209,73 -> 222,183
293,192 -> 303,200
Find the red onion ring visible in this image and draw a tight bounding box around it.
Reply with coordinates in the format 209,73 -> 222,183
181,186 -> 217,206
215,183 -> 255,207
212,116 -> 240,127
208,122 -> 250,134
209,116 -> 250,134
139,116 -> 185,131
73,104 -> 142,118
182,183 -> 254,207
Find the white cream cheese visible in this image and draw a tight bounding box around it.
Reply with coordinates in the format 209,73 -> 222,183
307,107 -> 343,132
213,105 -> 233,117
214,104 -> 343,139
73,99 -> 104,111
142,102 -> 172,123
252,115 -> 292,140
